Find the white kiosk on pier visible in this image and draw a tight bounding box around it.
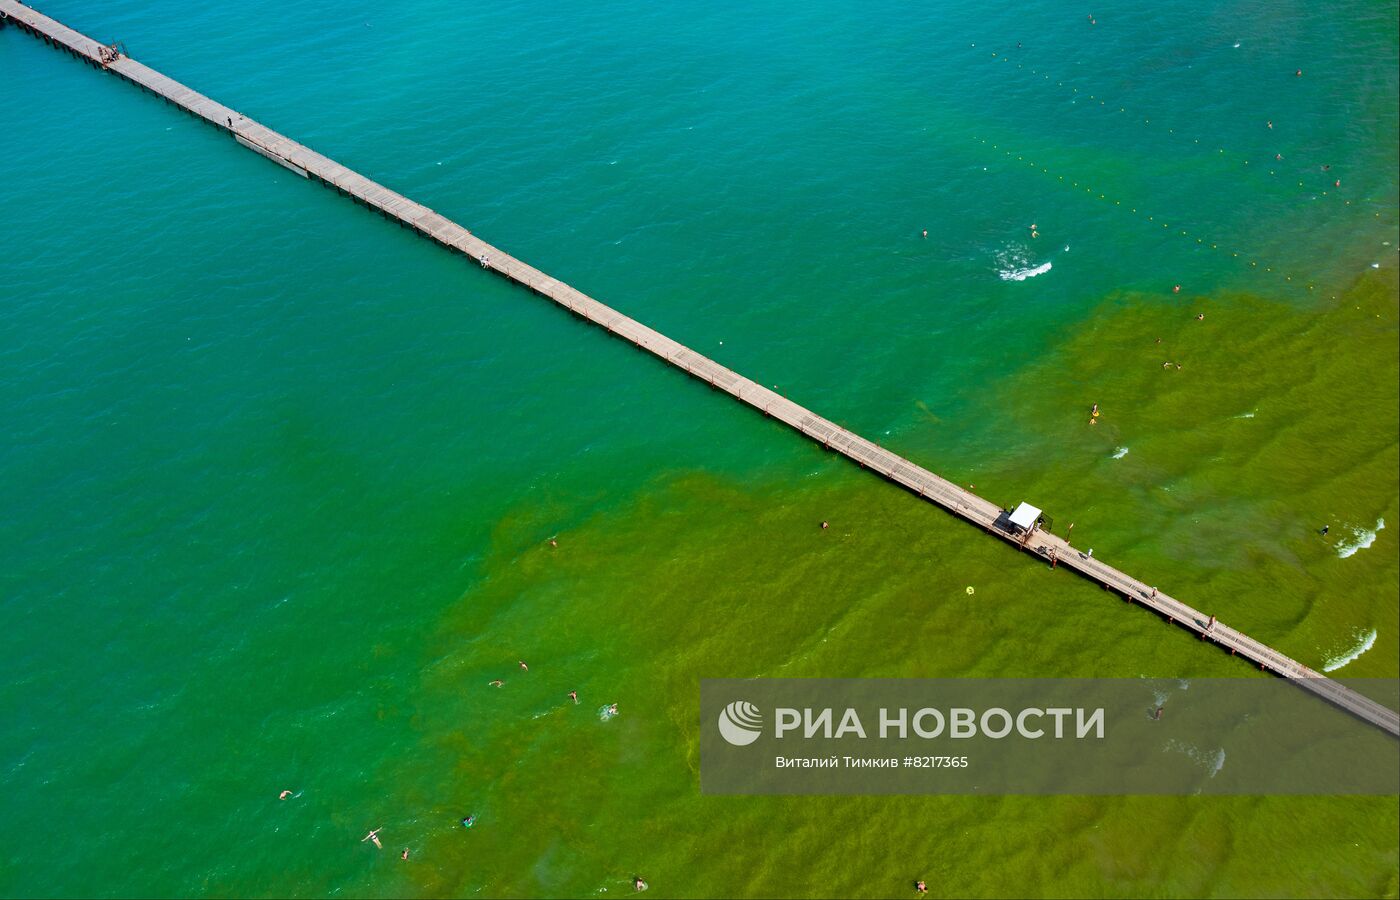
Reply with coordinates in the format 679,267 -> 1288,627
1007,502 -> 1042,535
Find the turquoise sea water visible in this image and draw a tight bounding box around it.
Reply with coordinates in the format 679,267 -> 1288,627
2,0 -> 1397,896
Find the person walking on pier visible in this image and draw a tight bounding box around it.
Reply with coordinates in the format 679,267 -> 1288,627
1207,615 -> 1216,631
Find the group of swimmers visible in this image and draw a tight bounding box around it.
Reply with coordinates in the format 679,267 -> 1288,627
308,654 -> 611,869
486,661 -> 589,713
362,818 -> 648,893
354,818 -> 471,862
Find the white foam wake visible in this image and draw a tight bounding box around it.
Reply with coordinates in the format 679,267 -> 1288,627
1323,628 -> 1378,672
1337,518 -> 1384,558
1112,447 -> 1129,459
1147,678 -> 1189,707
994,245 -> 1053,282
1166,739 -> 1226,778
999,260 -> 1053,282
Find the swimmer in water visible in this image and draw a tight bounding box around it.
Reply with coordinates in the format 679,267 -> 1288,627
279,790 -> 293,800
1091,403 -> 1100,418
401,848 -> 410,860
569,690 -> 579,704
461,815 -> 476,828
922,229 -> 927,238
1154,706 -> 1163,721
363,827 -> 383,849
821,521 -> 829,530
1173,284 -> 1181,294
489,680 -> 504,688
549,538 -> 557,548
916,880 -> 928,894
609,703 -> 619,716
519,660 -> 529,671
1266,120 -> 1273,129
1196,313 -> 1205,321
634,876 -> 649,891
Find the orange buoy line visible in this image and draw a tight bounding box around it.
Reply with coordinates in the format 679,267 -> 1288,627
978,47 -> 1351,197
970,135 -> 1318,291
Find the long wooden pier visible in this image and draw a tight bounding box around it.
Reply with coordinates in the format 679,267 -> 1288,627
5,0 -> 1396,737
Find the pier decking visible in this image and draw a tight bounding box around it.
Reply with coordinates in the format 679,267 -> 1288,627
4,0 -> 1396,737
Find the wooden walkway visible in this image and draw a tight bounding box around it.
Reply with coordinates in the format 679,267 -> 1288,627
5,0 -> 1396,737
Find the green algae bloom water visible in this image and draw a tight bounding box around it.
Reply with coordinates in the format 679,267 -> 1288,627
1,0 -> 1396,896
